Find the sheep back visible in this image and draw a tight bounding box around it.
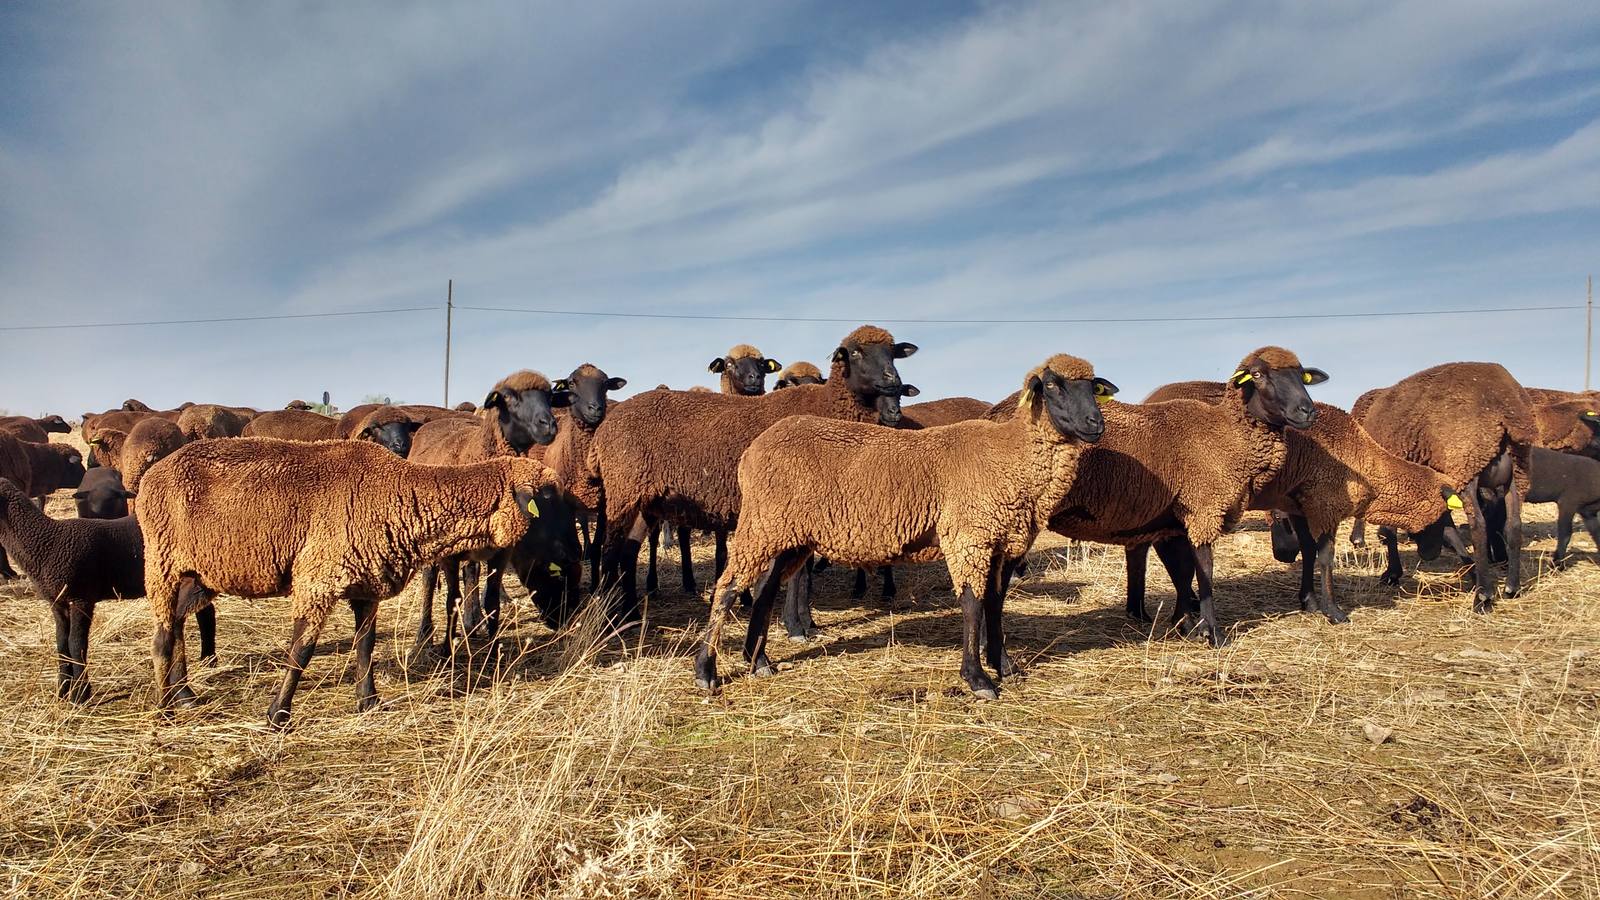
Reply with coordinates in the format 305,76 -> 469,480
243,410 -> 342,442
1356,362 -> 1536,491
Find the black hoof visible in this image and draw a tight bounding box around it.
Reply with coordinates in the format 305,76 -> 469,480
1323,605 -> 1350,625
785,631 -> 814,644
266,706 -> 292,731
1472,594 -> 1495,614
998,655 -> 1024,679
174,687 -> 200,709
963,669 -> 999,700
356,695 -> 379,713
1379,571 -> 1402,587
1126,607 -> 1153,625
693,655 -> 719,692
751,663 -> 776,678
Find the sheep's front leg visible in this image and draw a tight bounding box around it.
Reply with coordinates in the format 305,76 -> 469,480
745,551 -> 805,676
1502,482 -> 1523,598
1581,510 -> 1600,562
1291,516 -> 1347,624
349,598 -> 379,713
781,559 -> 817,643
66,601 -> 95,703
1460,476 -> 1496,612
53,602 -> 72,700
1377,526 -> 1403,586
1153,537 -> 1198,628
1553,508 -> 1576,569
645,523 -> 659,597
957,580 -> 998,699
677,526 -> 696,594
695,573 -> 748,692
410,564 -> 438,664
1349,517 -> 1367,549
1191,543 -> 1227,648
267,610 -> 328,730
196,604 -> 217,663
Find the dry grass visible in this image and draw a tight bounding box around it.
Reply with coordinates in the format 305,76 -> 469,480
2,441 -> 1598,897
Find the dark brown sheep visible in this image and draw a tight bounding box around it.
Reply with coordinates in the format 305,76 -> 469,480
591,324 -> 917,622
74,467 -> 132,520
175,404 -> 253,441
242,410 -> 343,442
138,438 -> 557,727
0,415 -> 71,443
1353,362 -> 1536,609
117,417 -> 187,495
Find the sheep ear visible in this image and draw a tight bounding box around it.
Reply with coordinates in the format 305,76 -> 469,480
1092,378 -> 1119,396
358,426 -> 377,440
404,421 -> 423,434
708,358 -> 728,373
831,346 -> 848,363
1301,368 -> 1329,386
483,390 -> 503,409
763,358 -> 782,373
899,384 -> 921,398
1020,376 -> 1042,411
72,490 -> 89,500
123,489 -> 137,500
552,379 -> 571,392
606,377 -> 628,391
1441,486 -> 1464,510
893,342 -> 918,358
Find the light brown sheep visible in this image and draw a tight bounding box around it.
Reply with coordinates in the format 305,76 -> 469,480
241,410 -> 342,442
696,355 -> 1114,698
176,404 -> 253,441
1353,362 -> 1536,609
709,344 -> 781,396
117,417 -> 187,495
138,438 -> 556,727
773,361 -> 825,389
1532,398 -> 1600,456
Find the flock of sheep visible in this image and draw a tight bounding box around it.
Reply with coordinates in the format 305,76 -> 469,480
3,323 -> 1600,728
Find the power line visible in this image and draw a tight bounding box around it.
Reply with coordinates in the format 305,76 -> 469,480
0,306 -> 434,333
456,303 -> 1584,325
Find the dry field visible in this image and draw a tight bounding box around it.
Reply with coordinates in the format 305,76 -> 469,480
2,437 -> 1598,898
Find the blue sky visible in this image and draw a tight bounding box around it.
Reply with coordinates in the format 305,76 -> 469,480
2,1 -> 1599,416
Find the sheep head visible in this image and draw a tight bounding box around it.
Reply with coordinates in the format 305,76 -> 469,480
830,325 -> 917,426
1227,346 -> 1325,431
708,344 -> 780,396
774,361 -> 825,389
483,370 -> 569,454
555,363 -> 627,429
1018,354 -> 1115,444
357,407 -> 425,458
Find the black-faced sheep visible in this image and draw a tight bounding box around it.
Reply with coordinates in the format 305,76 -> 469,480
591,325 -> 918,622
285,400 -> 314,411
1140,381 -> 1462,620
773,361 -> 825,389
139,438 -> 558,727
990,347 -> 1325,647
709,344 -> 781,396
0,415 -> 71,443
696,354 -> 1114,698
454,401 -> 478,413
538,364 -> 627,590
1525,446 -> 1600,568
0,478 -> 191,701
1353,362 -> 1535,609
74,467 -> 132,520
408,372 -> 570,658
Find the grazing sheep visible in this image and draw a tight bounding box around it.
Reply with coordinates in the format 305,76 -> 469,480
991,347 -> 1325,647
696,354 -> 1114,697
15,442 -> 85,503
242,410 -> 342,443
1141,380 -> 1463,620
74,467 -> 132,520
1525,446 -> 1600,568
0,478 -> 186,701
408,371 -> 570,658
175,404 -> 253,441
709,344 -> 781,396
0,415 -> 71,443
117,417 -> 187,495
509,484 -> 584,629
1353,362 -> 1536,610
592,325 -> 918,622
139,438 -> 557,727
773,361 -> 825,389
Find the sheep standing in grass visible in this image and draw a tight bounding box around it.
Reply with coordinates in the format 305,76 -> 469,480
990,347 -> 1324,647
696,354 -> 1114,698
1531,400 -> 1600,457
138,438 -> 557,727
242,410 -> 342,442
408,371 -> 569,659
591,325 -> 916,623
1525,446 -> 1600,567
1140,381 -> 1463,619
538,364 -> 627,591
0,478 -> 166,701
1354,363 -> 1535,610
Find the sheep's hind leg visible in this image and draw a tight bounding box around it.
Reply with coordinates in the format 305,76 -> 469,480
196,604 -> 217,663
1153,537 -> 1198,633
1190,543 -> 1227,648
1552,508 -> 1575,569
957,581 -> 999,700
409,564 -> 439,665
1461,476 -> 1496,612
677,527 -> 696,594
696,571 -> 753,692
267,611 -> 328,730
781,558 -> 818,643
645,523 -> 659,597
1123,543 -> 1152,623
1502,482 -> 1523,598
984,562 -> 1021,680
879,566 -> 896,602
1581,510 -> 1600,563
1349,517 -> 1367,549
1291,516 -> 1347,624
745,549 -> 807,677
349,598 -> 380,713
849,568 -> 868,600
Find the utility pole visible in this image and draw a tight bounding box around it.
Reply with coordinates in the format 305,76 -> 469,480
1587,275 -> 1593,391
444,278 -> 451,405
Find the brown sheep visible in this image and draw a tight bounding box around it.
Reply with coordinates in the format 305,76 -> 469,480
1353,363 -> 1536,609
407,371 -> 570,657
773,361 -> 825,389
709,343 -> 781,396
1532,399 -> 1600,456
991,347 -> 1325,647
1142,381 -> 1462,619
242,410 -> 342,442
1525,387 -> 1600,406
334,403 -> 466,440
0,415 -> 71,443
454,401 -> 478,413
0,435 -> 35,578
15,442 -> 86,504
900,396 -> 992,428
82,410 -> 153,450
176,404 -> 253,441
138,438 -> 557,727
116,417 -> 187,497
591,325 -> 918,622
696,355 -> 1114,698
539,364 -> 627,590
285,400 -> 314,411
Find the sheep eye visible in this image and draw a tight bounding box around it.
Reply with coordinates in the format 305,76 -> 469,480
1045,381 -> 1058,392
851,350 -> 862,358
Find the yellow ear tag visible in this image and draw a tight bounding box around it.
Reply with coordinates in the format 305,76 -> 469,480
1302,372 -> 1314,384
1232,370 -> 1252,385
1096,394 -> 1112,405
1446,494 -> 1464,511
1019,387 -> 1035,409
526,499 -> 540,517
548,563 -> 562,576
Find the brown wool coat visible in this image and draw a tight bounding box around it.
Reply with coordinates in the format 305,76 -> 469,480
900,396 -> 992,429
993,348 -> 1305,548
138,438 -> 554,629
1143,381 -> 1453,536
410,371 -> 553,465
1354,362 -> 1536,493
117,417 -> 187,493
243,409 -> 342,442
590,326 -> 902,533
1532,398 -> 1600,453
176,404 -> 253,441
719,355 -> 1098,594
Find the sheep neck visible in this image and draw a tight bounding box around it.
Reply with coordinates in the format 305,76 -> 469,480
1225,390 -> 1290,499
398,463 -> 519,563
0,493 -> 58,574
